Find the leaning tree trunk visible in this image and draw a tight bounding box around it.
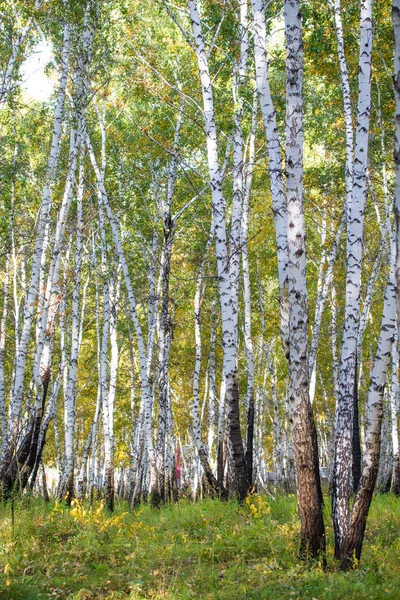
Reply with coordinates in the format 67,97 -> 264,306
0,20 -> 71,493
339,270 -> 396,568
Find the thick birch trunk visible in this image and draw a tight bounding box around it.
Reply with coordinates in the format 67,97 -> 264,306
285,0 -> 325,559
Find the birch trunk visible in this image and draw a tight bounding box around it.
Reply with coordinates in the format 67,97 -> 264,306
192,225 -> 227,498
59,157 -> 85,502
30,357 -> 65,489
0,22 -> 71,490
0,2 -> 39,105
87,133 -> 157,501
285,0 -> 325,559
104,270 -> 119,510
390,327 -> 400,494
188,0 -> 248,501
0,251 -> 10,457
206,304 -> 218,460
309,212 -> 345,404
340,272 -> 396,567
251,0 -> 289,357
242,94 -> 257,486
332,0 -> 373,560
393,0 -> 400,320
154,100 -> 183,504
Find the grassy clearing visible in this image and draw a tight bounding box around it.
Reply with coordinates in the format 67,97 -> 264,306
0,493 -> 399,599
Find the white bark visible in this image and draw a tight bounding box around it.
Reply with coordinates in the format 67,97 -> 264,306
242,92 -> 257,482
0,1 -> 41,105
333,0 -> 373,556
33,128 -> 80,403
390,326 -> 400,493
191,223 -> 225,494
393,0 -> 400,320
285,0 -> 325,557
154,98 -> 184,501
0,250 -> 10,456
60,154 -> 85,500
357,242 -> 385,374
146,223 -> 160,377
4,21 -> 71,460
343,268 -> 396,564
251,0 -> 289,356
329,0 -> 355,219
188,0 -> 248,499
86,132 -> 157,496
308,211 -> 345,404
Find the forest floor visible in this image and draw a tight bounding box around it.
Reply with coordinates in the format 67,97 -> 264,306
0,493 -> 399,599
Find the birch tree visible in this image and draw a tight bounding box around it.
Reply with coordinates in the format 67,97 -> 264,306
332,0 -> 374,563
187,0 -> 249,502
0,17 -> 71,494
284,0 -> 325,559
394,0 -> 400,321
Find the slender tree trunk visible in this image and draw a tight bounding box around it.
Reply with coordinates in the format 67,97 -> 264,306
332,0 -> 373,561
0,21 -> 71,490
0,2 -> 39,105
30,357 -> 65,489
0,251 -> 10,457
390,327 -> 400,494
192,224 -> 227,498
87,132 -> 157,502
242,94 -> 257,487
309,212 -> 345,404
394,0 -> 400,321
340,272 -> 396,568
251,0 -> 289,358
188,0 -> 248,501
59,155 -> 85,503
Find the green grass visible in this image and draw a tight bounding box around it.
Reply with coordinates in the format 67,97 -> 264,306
0,493 -> 399,599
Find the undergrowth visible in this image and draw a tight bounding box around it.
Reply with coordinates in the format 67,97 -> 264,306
0,493 -> 399,599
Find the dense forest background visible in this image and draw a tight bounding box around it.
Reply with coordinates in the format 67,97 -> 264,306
0,0 -> 399,578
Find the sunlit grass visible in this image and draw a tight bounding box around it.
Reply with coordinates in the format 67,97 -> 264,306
0,493 -> 399,599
